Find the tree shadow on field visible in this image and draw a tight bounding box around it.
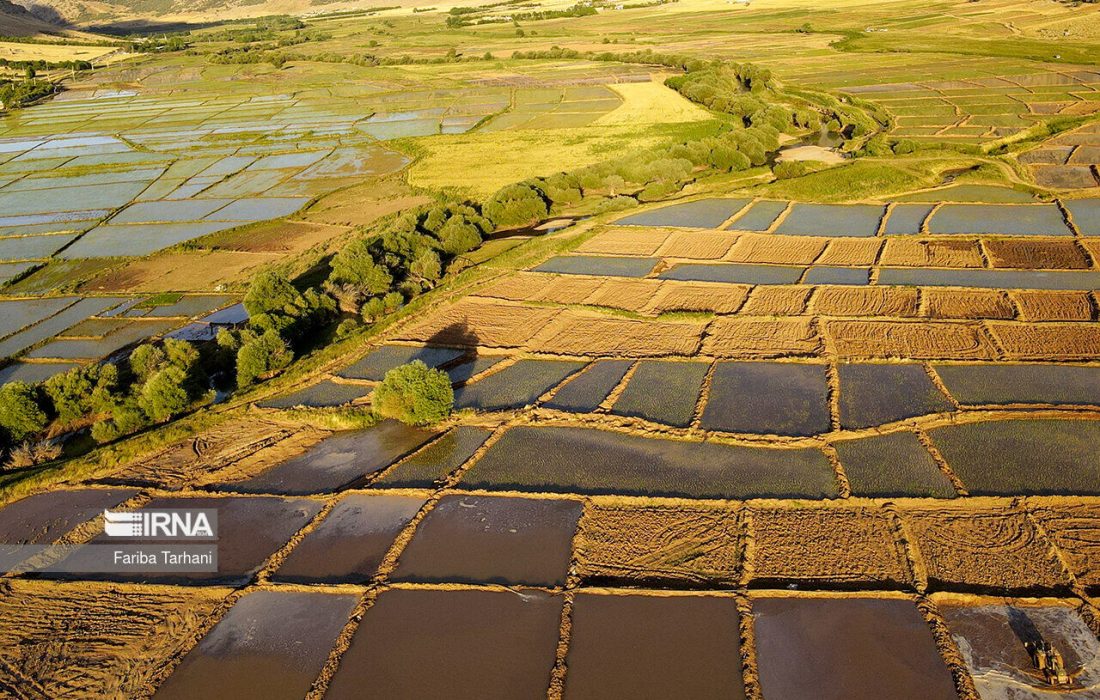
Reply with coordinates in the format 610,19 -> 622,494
1007,606 -> 1043,650
426,320 -> 480,351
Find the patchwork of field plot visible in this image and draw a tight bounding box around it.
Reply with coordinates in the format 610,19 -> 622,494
7,2 -> 1100,695
0,88 -> 416,263
0,295 -> 244,385
4,454 -> 1100,697
1021,121 -> 1100,190
848,69 -> 1100,143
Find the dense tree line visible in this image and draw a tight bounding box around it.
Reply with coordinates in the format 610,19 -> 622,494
0,269 -> 337,467
0,55 -> 835,468
0,79 -> 56,110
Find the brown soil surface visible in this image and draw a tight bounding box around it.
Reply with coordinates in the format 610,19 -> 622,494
576,227 -> 670,256
584,279 -> 663,312
810,287 -> 920,317
880,239 -> 985,267
0,488 -> 136,543
202,220 -> 345,255
747,505 -> 912,589
739,286 -> 813,315
534,310 -> 706,356
564,592 -> 746,700
902,506 -> 1071,593
325,588 -> 562,700
0,580 -> 227,698
937,596 -> 1100,699
988,322 -> 1100,360
825,320 -> 995,360
190,428 -> 331,488
154,590 -> 356,700
397,298 -> 560,348
752,595 -> 959,700
657,231 -> 739,259
575,502 -> 741,586
83,250 -> 281,293
703,317 -> 821,358
105,418 -> 306,489
983,239 -> 1091,269
392,495 -> 581,587
303,178 -> 427,229
647,281 -> 750,314
1029,502 -> 1100,590
816,238 -> 884,266
1033,166 -> 1099,189
1011,290 -> 1095,321
275,494 -> 425,584
725,233 -> 826,265
922,289 -> 1015,320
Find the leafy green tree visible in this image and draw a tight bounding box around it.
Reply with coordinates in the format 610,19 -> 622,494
373,361 -> 454,426
329,239 -> 393,293
0,382 -> 48,443
409,249 -> 442,285
437,216 -> 483,255
43,364 -> 121,425
382,291 -> 404,313
483,183 -> 548,228
163,338 -> 200,372
361,297 -> 386,323
244,270 -> 304,317
138,366 -> 190,423
91,398 -> 149,444
130,343 -> 167,383
236,330 -> 293,387
44,366 -> 98,424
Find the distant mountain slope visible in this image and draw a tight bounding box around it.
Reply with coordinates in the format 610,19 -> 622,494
0,0 -> 75,35
10,0 -> 415,26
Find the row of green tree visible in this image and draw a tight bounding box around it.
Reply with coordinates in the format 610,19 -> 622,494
0,54 -> 825,465
0,269 -> 338,466
0,79 -> 56,110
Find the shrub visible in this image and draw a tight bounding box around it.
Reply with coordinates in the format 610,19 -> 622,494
3,439 -> 61,471
593,196 -> 638,214
361,297 -> 386,323
335,318 -> 361,338
328,239 -> 393,293
773,160 -> 821,179
130,343 -> 167,383
236,330 -> 294,387
91,400 -> 149,444
482,183 -> 549,228
44,365 -> 106,424
409,249 -> 442,285
373,361 -> 454,426
138,366 -> 190,423
244,270 -> 305,317
0,382 -> 47,444
382,291 -> 404,313
437,216 -> 483,255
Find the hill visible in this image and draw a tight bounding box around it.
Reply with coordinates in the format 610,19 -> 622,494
9,0 -> 417,28
0,0 -> 77,35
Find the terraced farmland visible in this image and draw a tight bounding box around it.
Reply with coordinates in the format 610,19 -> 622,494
4,0 -> 1100,696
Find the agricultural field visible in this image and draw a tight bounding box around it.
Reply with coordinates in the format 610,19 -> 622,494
3,0 -> 1100,697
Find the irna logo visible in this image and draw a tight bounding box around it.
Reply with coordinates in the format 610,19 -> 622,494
103,509 -> 217,539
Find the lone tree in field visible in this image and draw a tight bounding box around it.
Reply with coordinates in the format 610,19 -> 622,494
373,361 -> 454,426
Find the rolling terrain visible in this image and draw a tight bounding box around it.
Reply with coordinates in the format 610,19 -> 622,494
0,0 -> 1100,697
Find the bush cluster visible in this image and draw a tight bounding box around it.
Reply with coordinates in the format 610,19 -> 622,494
373,361 -> 454,426
0,79 -> 56,110
327,200 -> 491,321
